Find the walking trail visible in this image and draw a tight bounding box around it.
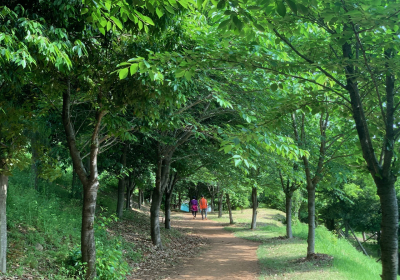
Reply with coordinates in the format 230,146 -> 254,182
162,212 -> 260,280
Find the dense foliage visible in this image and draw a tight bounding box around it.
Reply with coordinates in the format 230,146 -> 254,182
1,0 -> 400,279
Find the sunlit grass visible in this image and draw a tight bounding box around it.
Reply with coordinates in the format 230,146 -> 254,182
209,208 -> 386,280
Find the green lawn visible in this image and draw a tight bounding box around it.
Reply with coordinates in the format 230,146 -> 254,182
209,208 -> 384,280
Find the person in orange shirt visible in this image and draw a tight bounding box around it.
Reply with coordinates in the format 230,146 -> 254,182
199,195 -> 208,220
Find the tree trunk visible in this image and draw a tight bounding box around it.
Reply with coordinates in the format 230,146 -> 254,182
165,189 -> 172,229
306,185 -> 316,258
326,219 -> 335,231
164,172 -> 178,229
116,143 -> 128,218
81,180 -> 99,279
31,133 -> 39,190
218,191 -> 224,218
138,189 -> 142,210
251,187 -> 257,230
62,82 -> 106,279
225,193 -> 234,224
344,220 -> 349,238
178,191 -> 181,210
208,185 -> 216,213
125,175 -> 135,210
341,39 -> 399,279
362,232 -> 366,242
0,173 -> 7,273
377,179 -> 398,279
150,150 -> 173,247
150,189 -> 163,247
286,192 -> 293,238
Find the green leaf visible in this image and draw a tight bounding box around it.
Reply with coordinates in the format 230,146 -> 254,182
105,1 -> 111,11
285,0 -> 297,14
135,10 -> 155,25
130,63 -> 138,75
276,1 -> 286,17
270,83 -> 278,91
175,70 -> 185,78
218,18 -> 231,29
253,22 -> 265,32
107,21 -> 112,31
99,27 -> 105,35
297,4 -> 308,15
149,70 -> 154,81
156,7 -> 164,18
165,5 -> 175,14
81,8 -> 89,15
119,68 -> 129,79
184,71 -> 191,80
111,16 -> 123,30
99,17 -> 107,27
197,0 -> 204,9
224,145 -> 233,153
232,15 -> 243,30
217,0 -> 226,9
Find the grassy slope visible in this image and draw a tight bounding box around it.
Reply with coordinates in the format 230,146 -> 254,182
5,169 -> 203,279
209,208 -> 383,280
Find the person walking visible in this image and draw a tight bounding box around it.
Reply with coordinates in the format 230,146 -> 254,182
199,195 -> 208,220
190,196 -> 198,219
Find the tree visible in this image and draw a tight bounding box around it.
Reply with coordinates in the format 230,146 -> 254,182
215,0 -> 400,276
278,169 -> 301,238
0,4 -> 75,273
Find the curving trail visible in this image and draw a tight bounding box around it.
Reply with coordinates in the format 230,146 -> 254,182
162,212 -> 260,280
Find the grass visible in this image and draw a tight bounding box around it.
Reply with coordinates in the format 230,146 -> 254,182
5,167 -> 192,279
5,168 -> 136,279
209,208 -> 385,280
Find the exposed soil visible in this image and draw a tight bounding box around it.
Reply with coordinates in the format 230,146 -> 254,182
159,212 -> 260,280
294,253 -> 334,267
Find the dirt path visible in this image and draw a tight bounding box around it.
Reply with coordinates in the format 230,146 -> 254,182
162,212 -> 260,280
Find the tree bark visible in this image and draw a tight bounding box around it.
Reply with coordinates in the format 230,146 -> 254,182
150,188 -> 163,247
251,187 -> 257,230
150,149 -> 173,247
278,170 -> 298,238
208,185 -> 216,212
0,172 -> 7,273
226,193 -> 234,224
218,190 -> 224,218
377,178 -> 398,279
138,189 -> 142,210
285,192 -> 293,238
31,132 -> 39,190
165,173 -> 178,229
116,143 -> 128,218
81,179 -> 99,279
165,190 -> 172,229
306,184 -> 316,258
125,174 -> 135,210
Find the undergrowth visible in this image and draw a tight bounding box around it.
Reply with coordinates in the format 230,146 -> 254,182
4,168 -> 139,279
